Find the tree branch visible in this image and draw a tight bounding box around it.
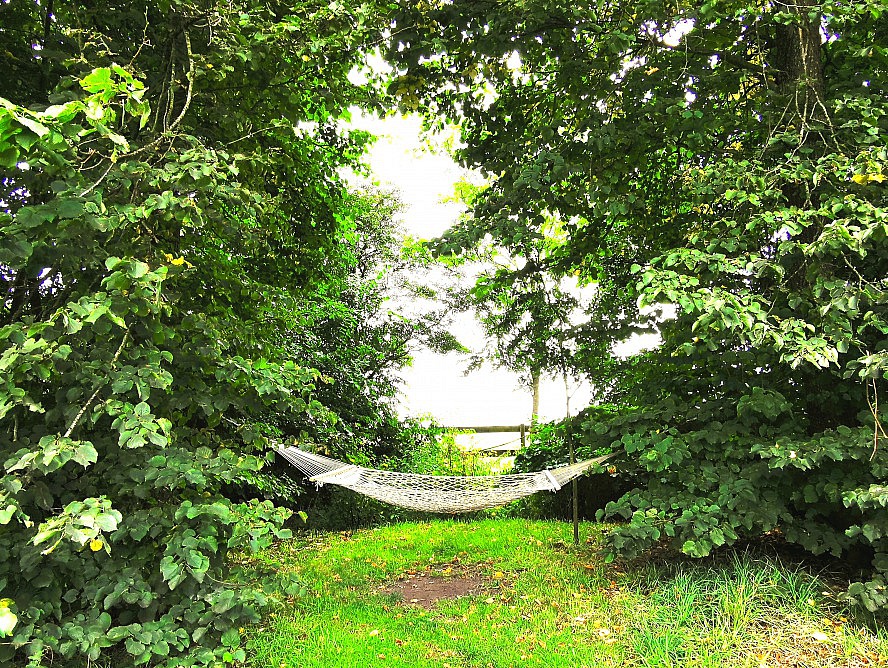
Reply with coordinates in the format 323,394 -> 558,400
63,328 -> 130,439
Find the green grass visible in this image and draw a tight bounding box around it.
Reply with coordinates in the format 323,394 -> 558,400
243,519 -> 888,668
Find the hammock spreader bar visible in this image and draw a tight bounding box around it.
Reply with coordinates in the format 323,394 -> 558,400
275,445 -> 616,514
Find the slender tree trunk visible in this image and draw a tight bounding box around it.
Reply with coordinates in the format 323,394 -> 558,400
531,368 -> 541,424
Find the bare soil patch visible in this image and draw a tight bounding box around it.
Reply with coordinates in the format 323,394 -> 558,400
379,565 -> 490,609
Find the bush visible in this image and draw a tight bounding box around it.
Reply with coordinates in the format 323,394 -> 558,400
512,407 -> 635,520
0,2 -> 390,657
596,370 -> 888,617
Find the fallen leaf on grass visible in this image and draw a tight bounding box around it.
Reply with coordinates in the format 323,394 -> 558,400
369,629 -> 380,637
811,630 -> 829,642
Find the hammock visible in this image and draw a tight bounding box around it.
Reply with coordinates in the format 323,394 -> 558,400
276,445 -> 616,514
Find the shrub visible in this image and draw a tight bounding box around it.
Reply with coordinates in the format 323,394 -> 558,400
512,407 -> 634,519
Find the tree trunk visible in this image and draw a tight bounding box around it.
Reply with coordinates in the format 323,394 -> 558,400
531,368 -> 541,424
773,0 -> 824,94
769,0 -> 828,257
772,0 -> 827,143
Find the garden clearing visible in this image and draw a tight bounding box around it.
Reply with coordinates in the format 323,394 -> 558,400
244,519 -> 887,668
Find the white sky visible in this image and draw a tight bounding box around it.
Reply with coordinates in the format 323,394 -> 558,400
354,112 -> 599,429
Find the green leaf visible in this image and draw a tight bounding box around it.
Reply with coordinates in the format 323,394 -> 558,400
72,442 -> 99,467
0,607 -> 17,637
93,512 -> 119,532
0,147 -> 19,168
0,235 -> 33,263
221,627 -> 241,648
127,262 -> 150,279
57,199 -> 84,219
80,68 -> 113,93
14,115 -> 49,137
160,557 -> 182,585
124,638 -> 145,656
0,506 -> 15,525
151,640 -> 169,657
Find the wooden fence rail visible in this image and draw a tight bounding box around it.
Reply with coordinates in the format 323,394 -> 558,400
444,425 -> 526,433
441,425 -> 529,450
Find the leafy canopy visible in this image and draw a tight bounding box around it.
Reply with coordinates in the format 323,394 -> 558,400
385,0 -> 888,613
0,0 -> 438,665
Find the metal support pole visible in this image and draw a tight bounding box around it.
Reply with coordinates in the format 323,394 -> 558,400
565,372 -> 578,545
569,431 -> 578,545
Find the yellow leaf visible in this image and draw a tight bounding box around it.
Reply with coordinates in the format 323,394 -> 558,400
170,257 -> 185,266
493,571 -> 504,579
368,629 -> 380,637
851,173 -> 885,184
484,597 -> 495,604
89,539 -> 103,552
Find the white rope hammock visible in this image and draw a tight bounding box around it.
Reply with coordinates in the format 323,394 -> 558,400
275,445 -> 616,514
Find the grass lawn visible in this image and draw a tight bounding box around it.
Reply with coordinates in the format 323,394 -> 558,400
244,519 -> 887,668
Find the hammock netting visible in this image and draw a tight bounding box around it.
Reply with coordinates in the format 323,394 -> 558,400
276,445 -> 615,514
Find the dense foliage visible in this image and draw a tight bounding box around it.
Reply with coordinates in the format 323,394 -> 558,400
512,406 -> 633,518
0,0 -> 440,665
386,0 -> 888,613
2,0 -> 886,664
